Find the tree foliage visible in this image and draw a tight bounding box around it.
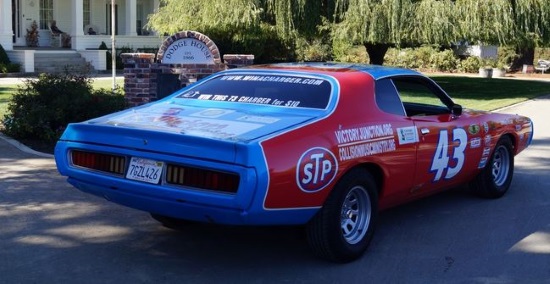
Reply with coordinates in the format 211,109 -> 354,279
147,0 -> 550,65
147,0 -> 262,35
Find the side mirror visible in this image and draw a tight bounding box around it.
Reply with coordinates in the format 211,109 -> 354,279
451,104 -> 462,116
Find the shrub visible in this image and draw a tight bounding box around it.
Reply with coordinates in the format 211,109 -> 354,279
457,56 -> 484,73
0,63 -> 20,73
0,44 -> 10,64
2,73 -> 126,142
332,41 -> 368,63
498,46 -> 518,68
429,49 -> 459,72
535,47 -> 550,63
385,46 -> 439,69
295,38 -> 332,62
0,44 -> 19,73
99,42 -> 133,70
205,24 -> 295,64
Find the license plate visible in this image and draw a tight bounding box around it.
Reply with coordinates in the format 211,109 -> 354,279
126,157 -> 164,184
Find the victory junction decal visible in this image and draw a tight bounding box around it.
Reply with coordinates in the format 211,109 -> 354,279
334,124 -> 396,161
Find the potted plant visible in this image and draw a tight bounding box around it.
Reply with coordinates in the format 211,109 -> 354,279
492,62 -> 507,77
493,64 -> 506,77
25,20 -> 39,47
478,58 -> 496,78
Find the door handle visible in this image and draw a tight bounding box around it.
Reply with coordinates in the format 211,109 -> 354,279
421,128 -> 430,135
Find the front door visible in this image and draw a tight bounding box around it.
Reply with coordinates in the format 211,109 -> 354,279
412,114 -> 475,194
390,76 -> 480,196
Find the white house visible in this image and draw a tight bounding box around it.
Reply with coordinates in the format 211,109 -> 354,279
0,0 -> 164,72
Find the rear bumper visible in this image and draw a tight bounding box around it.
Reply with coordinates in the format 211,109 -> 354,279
56,141 -> 318,225
66,176 -> 317,225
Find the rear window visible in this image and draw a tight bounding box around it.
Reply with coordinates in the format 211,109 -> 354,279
176,74 -> 332,109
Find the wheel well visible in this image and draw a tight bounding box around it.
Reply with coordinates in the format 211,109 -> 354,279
500,133 -> 516,153
352,163 -> 384,195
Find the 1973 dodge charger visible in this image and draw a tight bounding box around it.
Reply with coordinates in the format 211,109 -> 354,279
55,63 -> 533,262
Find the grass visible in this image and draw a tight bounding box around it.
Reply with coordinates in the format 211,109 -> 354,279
430,76 -> 550,110
0,85 -> 17,120
92,78 -> 125,90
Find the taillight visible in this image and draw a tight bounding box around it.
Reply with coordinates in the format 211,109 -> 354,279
166,163 -> 240,194
71,150 -> 126,176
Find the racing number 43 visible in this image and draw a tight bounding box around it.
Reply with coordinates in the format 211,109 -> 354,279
430,128 -> 467,181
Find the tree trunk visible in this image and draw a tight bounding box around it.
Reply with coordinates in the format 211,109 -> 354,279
511,46 -> 535,71
364,43 -> 391,65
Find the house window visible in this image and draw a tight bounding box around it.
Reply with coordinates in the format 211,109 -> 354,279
39,0 -> 54,30
83,0 -> 91,27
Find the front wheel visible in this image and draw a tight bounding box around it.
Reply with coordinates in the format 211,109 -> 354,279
306,169 -> 378,263
470,136 -> 514,198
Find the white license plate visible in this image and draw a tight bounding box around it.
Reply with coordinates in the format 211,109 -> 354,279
126,157 -> 164,184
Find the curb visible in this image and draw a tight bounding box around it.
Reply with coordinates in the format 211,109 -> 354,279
0,133 -> 54,159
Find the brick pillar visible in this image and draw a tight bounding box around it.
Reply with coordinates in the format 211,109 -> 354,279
121,53 -> 155,107
223,54 -> 254,68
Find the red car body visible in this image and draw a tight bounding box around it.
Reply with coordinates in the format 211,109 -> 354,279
55,63 -> 533,262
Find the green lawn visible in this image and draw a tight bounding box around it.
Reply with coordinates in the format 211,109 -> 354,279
0,85 -> 17,120
430,76 -> 550,110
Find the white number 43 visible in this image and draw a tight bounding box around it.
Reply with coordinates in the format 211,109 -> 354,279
430,128 -> 467,181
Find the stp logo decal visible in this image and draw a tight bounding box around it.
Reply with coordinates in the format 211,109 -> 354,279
296,147 -> 338,193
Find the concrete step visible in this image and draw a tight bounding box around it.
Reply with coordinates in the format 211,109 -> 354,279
34,51 -> 95,74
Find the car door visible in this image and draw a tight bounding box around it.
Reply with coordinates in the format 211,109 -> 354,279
391,76 -> 479,196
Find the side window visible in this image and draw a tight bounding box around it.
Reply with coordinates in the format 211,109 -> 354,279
392,77 -> 452,116
374,79 -> 406,116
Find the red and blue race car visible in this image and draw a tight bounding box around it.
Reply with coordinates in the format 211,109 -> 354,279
55,63 -> 533,262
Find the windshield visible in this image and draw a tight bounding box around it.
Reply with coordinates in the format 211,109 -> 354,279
176,74 -> 332,109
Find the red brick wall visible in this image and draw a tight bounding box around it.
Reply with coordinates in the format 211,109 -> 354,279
121,53 -> 254,107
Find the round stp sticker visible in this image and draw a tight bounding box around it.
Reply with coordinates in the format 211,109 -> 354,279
296,147 -> 338,193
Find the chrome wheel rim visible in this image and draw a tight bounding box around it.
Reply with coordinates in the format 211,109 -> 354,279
492,145 -> 510,187
341,186 -> 371,245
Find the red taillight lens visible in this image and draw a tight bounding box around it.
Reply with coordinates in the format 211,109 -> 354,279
166,164 -> 240,194
71,150 -> 126,176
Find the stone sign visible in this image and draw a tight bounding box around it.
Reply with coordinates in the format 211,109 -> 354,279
161,38 -> 213,64
157,31 -> 221,65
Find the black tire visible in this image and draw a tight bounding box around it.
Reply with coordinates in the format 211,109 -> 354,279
150,213 -> 194,229
306,168 -> 378,263
470,136 -> 514,198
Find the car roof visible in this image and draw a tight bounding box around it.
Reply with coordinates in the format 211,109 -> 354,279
245,62 -> 423,80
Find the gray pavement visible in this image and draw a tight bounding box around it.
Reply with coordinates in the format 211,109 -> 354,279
1,88 -> 550,283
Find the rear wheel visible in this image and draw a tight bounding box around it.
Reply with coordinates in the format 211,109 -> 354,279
306,169 -> 378,263
470,136 -> 514,198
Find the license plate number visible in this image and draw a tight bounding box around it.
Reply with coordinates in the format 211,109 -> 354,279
126,157 -> 164,184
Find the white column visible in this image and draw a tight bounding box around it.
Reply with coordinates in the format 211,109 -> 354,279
0,0 -> 14,50
71,0 -> 84,36
125,0 -> 137,36
71,0 -> 85,50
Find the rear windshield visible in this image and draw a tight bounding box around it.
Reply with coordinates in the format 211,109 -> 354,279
176,74 -> 332,109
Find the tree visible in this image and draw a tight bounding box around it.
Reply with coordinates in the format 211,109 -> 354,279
506,0 -> 550,68
332,0 -> 416,65
147,0 -> 273,60
147,0 -> 336,62
147,0 -> 550,66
